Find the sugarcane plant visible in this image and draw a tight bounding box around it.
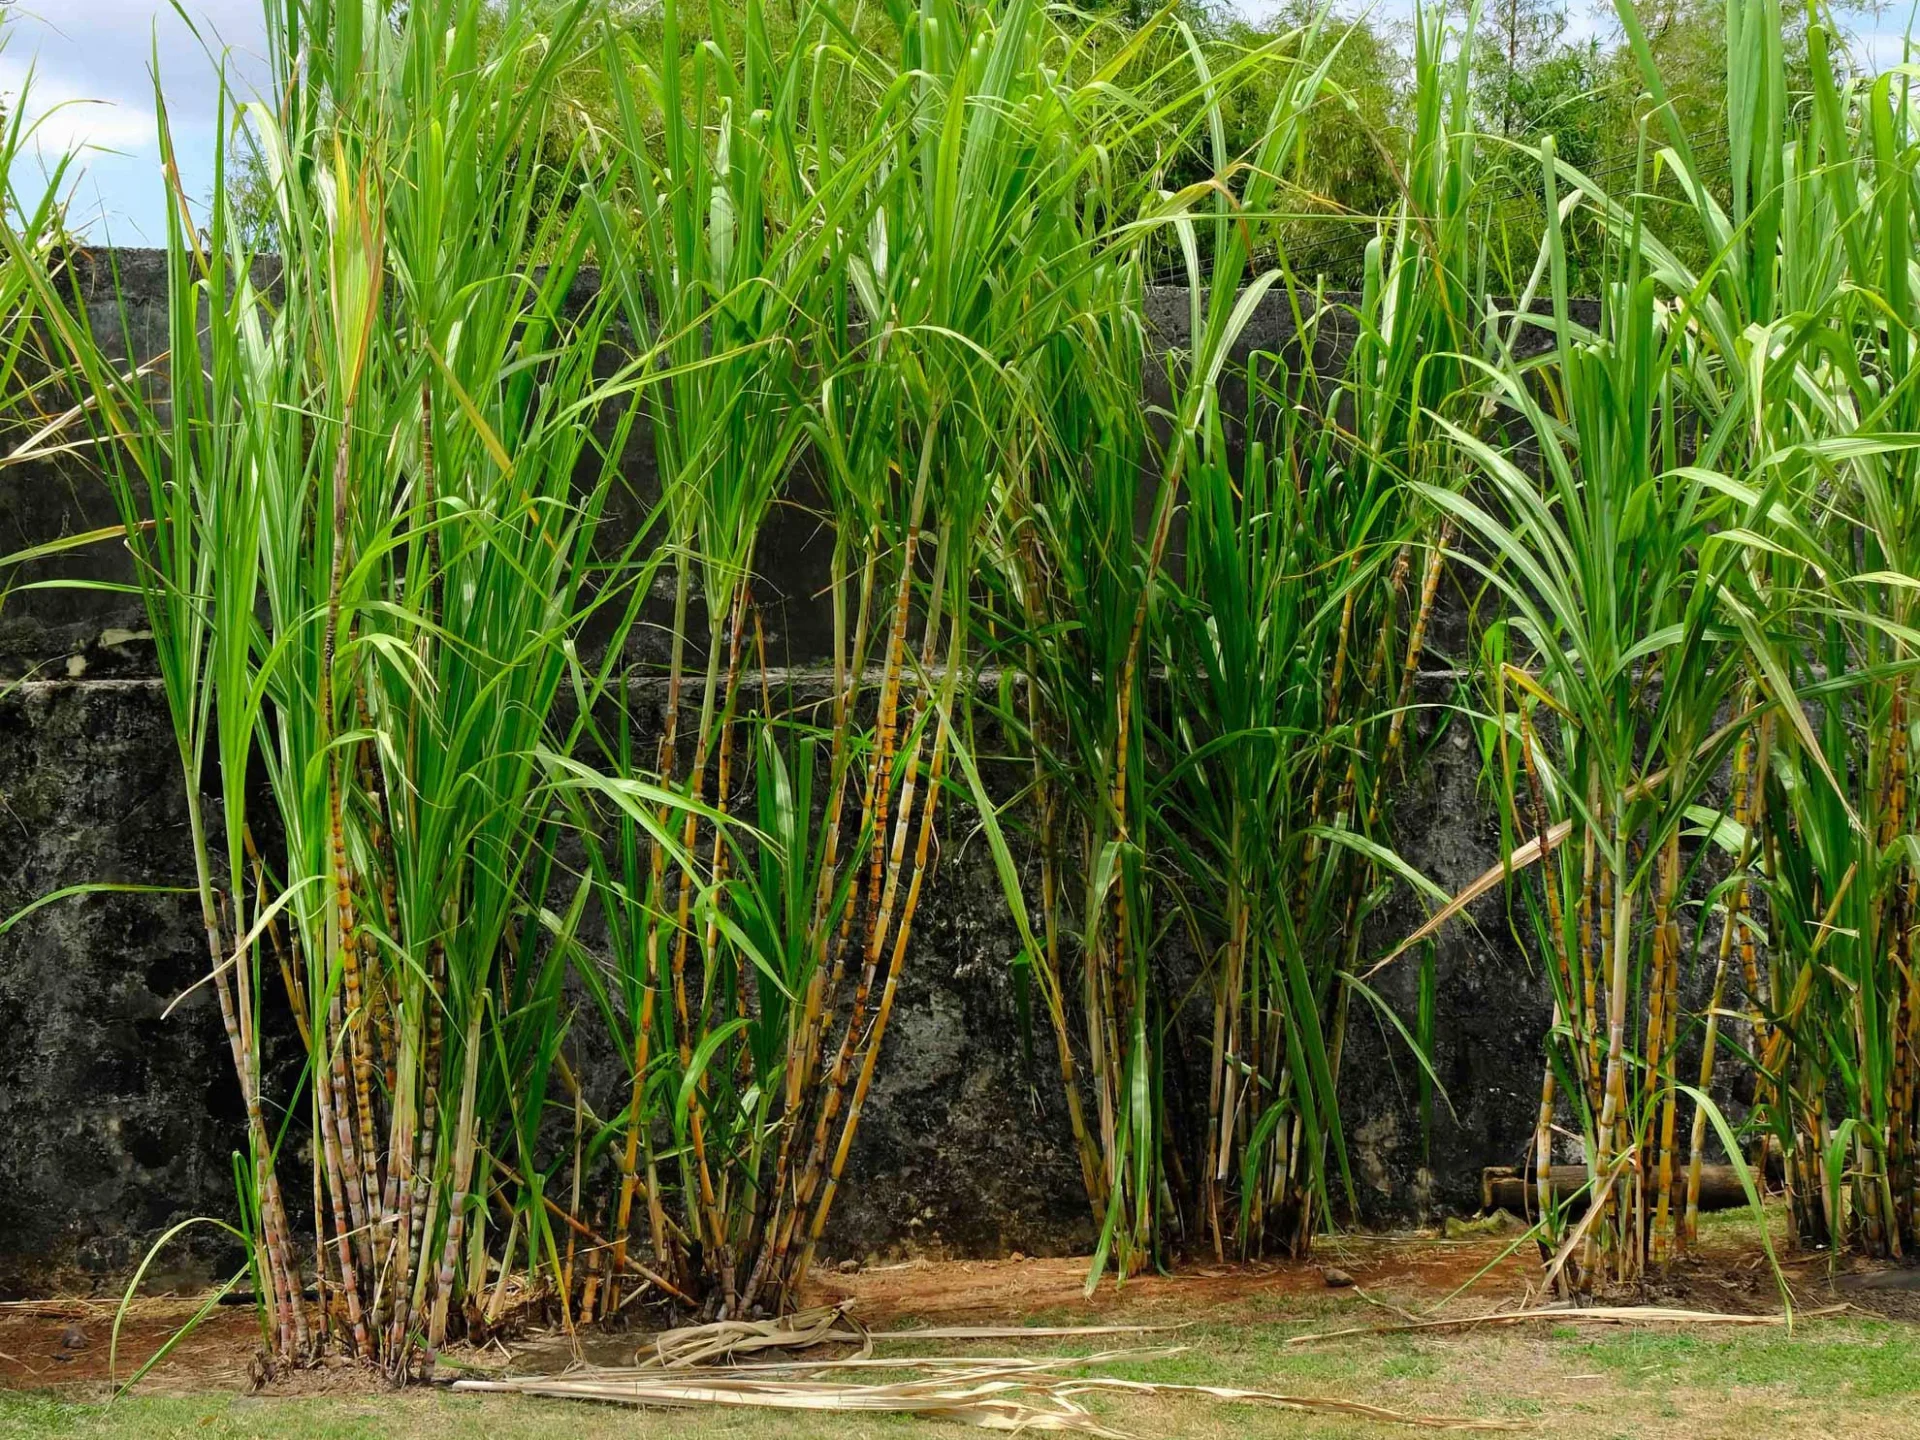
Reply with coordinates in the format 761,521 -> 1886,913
557,0 -> 1238,1316
14,0 -> 1920,1367
1682,27 -> 1920,1257
1575,0 -> 1920,1267
1172,0 -> 1510,1263
1434,122 -> 1776,1286
564,0 -> 868,1321
981,0 -> 1498,1282
974,12 -> 1341,1281
1422,0 -> 1919,1288
13,0 -> 702,1369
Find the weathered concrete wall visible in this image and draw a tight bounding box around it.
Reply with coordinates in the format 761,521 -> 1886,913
0,249 -> 1557,1294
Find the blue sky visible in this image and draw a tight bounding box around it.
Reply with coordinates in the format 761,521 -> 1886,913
2,0 -> 1916,242
1,0 -> 272,241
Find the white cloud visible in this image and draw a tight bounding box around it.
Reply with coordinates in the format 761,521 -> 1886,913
0,55 -> 155,151
1848,23 -> 1916,75
1,0 -> 269,237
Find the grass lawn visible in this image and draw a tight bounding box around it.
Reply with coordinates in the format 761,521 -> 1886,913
6,1311 -> 1919,1440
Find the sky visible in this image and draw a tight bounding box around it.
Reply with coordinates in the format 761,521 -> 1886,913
1,0 -> 275,240
2,0 -> 1916,242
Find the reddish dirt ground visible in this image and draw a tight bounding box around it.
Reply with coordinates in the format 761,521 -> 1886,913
0,1299 -> 261,1391
0,1234 -> 1539,1395
801,1232 -> 1539,1324
6,1226 -> 1912,1399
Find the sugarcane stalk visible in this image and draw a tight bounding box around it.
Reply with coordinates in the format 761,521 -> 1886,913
1881,676 -> 1912,1246
1518,702 -> 1574,1062
1643,840 -> 1670,1258
611,549 -> 693,1307
352,703 -> 403,1351
1650,835 -> 1683,1264
738,555 -> 877,1315
1516,694 -> 1570,1256
1102,446 -> 1204,1217
1683,723 -> 1758,1249
182,752 -> 305,1356
861,499 -> 926,968
216,876 -> 296,1356
392,937 -> 443,1364
356,679 -> 401,1086
700,586 -> 757,1305
1586,840 -> 1633,1281
464,1183 -> 488,1323
664,578 -> 746,1304
312,994 -> 370,1355
1205,853 -> 1247,1261
1579,768 -> 1605,1126
1011,518 -> 1103,1221
1369,523 -> 1452,827
1085,857 -> 1117,1197
425,996 -> 484,1369
1039,773 -> 1103,1216
313,1088 -> 332,1352
562,1057 -> 584,1307
765,508 -> 930,1287
326,982 -> 377,1281
1532,1026 -> 1559,1229
712,591 -> 754,1034
320,397 -> 383,1263
793,710 -> 953,1299
380,1025 -> 418,1365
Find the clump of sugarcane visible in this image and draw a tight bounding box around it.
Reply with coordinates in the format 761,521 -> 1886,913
17,0 -> 688,1370
1256,1 -> 1502,1250
1437,0 -> 1920,1285
1434,131 -> 1765,1286
11,99 -> 322,1359
1157,261 -> 1462,1262
553,0 -> 1038,1318
614,0 -> 1356,1311
1572,7 -> 1920,1262
1163,398 -> 1391,1264
983,268 -> 1151,1243
984,1 -> 1492,1277
1738,538 -> 1919,1258
583,0 -> 1302,1311
256,1 -> 657,1367
1745,34 -> 1920,1261
559,392 -> 965,1319
1745,642 -> 1918,1255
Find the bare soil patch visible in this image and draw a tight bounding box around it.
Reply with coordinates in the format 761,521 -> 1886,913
8,1226 -> 1920,1440
800,1233 -> 1538,1325
3,1237 -> 1534,1397
0,1299 -> 258,1393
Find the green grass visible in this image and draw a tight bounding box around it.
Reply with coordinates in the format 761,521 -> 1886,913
8,1315 -> 1920,1440
0,1392 -> 924,1439
1562,1321 -> 1920,1399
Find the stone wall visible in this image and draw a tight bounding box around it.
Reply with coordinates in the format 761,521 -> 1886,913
0,250 -> 1557,1294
